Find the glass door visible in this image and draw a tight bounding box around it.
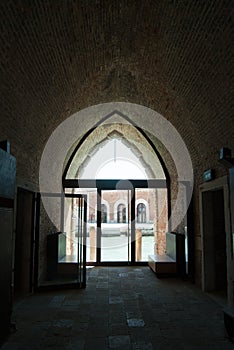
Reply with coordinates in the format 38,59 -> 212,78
76,195 -> 87,287
100,189 -> 131,262
64,188 -> 97,265
58,193 -> 87,288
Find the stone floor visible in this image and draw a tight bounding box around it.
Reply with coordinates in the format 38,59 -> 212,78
1,266 -> 233,350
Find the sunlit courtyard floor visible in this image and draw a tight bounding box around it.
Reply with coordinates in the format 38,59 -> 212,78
61,236 -> 154,262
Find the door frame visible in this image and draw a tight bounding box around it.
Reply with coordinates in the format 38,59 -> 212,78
98,188 -> 133,264
199,176 -> 232,304
64,179 -> 168,266
35,192 -> 87,291
63,193 -> 87,288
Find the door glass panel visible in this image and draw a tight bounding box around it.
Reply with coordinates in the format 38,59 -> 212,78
101,190 -> 131,262
70,189 -> 97,264
61,196 -> 79,263
135,188 -> 168,261
86,190 -> 97,263
60,195 -> 87,266
41,193 -> 87,289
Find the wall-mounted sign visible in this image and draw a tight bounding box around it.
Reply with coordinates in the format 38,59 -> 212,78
203,169 -> 214,182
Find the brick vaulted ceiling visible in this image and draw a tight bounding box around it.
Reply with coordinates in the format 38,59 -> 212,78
0,0 -> 233,185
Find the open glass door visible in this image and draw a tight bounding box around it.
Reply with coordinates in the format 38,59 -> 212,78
68,189 -> 97,265
59,193 -> 87,288
76,195 -> 87,287
39,192 -> 87,289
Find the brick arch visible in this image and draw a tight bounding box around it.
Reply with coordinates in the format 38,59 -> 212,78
63,110 -> 169,182
62,108 -> 179,225
74,129 -> 159,180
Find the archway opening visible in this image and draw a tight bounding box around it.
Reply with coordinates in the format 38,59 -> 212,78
62,118 -> 169,265
39,103 -> 193,286
82,138 -> 148,179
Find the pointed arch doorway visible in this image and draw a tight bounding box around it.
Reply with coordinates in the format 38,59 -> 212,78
63,111 -> 169,266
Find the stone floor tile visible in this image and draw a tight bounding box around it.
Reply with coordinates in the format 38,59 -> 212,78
109,296 -> 123,304
110,322 -> 130,335
109,335 -> 131,349
126,311 -> 142,319
84,337 -> 108,350
132,341 -> 154,350
65,339 -> 85,350
96,282 -> 108,289
127,318 -> 145,327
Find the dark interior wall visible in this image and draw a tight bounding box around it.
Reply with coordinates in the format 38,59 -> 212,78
38,203 -> 58,284
0,149 -> 16,343
202,189 -> 227,292
14,188 -> 35,296
213,190 -> 227,290
0,208 -> 14,341
229,167 -> 234,254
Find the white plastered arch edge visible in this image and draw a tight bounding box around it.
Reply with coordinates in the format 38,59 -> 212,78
39,102 -> 193,233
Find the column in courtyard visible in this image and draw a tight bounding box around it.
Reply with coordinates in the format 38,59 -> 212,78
156,189 -> 167,254
70,198 -> 77,258
136,229 -> 142,261
154,189 -> 159,254
89,226 -> 96,261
